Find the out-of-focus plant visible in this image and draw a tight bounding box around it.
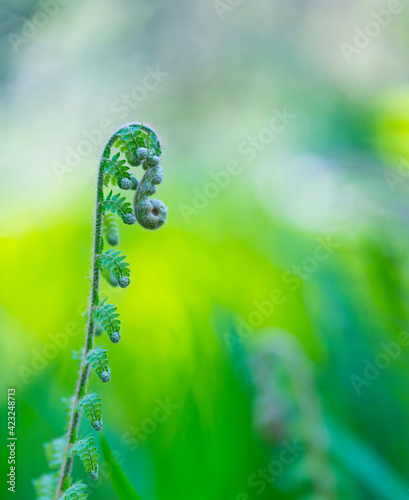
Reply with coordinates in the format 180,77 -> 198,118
33,123 -> 167,500
250,329 -> 337,500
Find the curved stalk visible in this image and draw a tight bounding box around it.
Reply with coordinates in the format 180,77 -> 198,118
49,123 -> 165,499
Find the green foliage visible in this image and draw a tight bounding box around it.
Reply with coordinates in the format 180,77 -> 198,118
33,473 -> 58,500
92,298 -> 121,343
100,435 -> 143,500
69,437 -> 99,480
78,393 -> 103,431
97,249 -> 130,287
102,152 -> 131,187
114,124 -> 145,165
102,213 -> 119,246
100,267 -> 119,287
101,191 -> 136,225
60,482 -> 87,500
86,347 -> 110,382
44,436 -> 66,469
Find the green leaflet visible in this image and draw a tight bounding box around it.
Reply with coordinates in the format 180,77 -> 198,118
86,347 -> 110,382
60,482 -> 87,500
97,249 -> 130,285
44,436 -> 66,469
101,191 -> 135,225
102,153 -> 131,186
102,213 -> 119,246
114,125 -> 144,165
69,437 -> 99,480
101,266 -> 119,287
78,393 -> 103,431
92,299 -> 121,343
33,472 -> 58,500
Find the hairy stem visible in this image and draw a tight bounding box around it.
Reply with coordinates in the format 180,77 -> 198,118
54,146 -> 110,499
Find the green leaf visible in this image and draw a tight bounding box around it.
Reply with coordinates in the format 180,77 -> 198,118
44,436 -> 66,469
78,393 -> 103,431
97,249 -> 130,282
100,434 -> 143,500
101,266 -> 119,287
86,347 -> 110,382
102,153 -> 131,186
101,191 -> 135,225
92,299 -> 121,343
115,125 -> 144,165
33,472 -> 58,500
69,437 -> 99,480
60,482 -> 87,500
329,420 -> 408,500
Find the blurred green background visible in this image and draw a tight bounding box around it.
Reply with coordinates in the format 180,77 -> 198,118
1,0 -> 409,499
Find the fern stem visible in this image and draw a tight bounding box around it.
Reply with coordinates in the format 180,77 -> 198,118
54,144 -> 109,499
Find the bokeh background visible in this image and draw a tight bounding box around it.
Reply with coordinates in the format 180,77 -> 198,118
1,0 -> 409,499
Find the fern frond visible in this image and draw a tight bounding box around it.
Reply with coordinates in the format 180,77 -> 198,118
101,266 -> 119,287
78,393 -> 103,431
44,436 -> 66,469
92,299 -> 121,343
97,249 -> 130,288
145,130 -> 162,156
69,437 -> 99,480
60,482 -> 87,500
114,125 -> 145,165
101,191 -> 136,225
102,213 -> 119,246
86,347 -> 110,382
33,472 -> 58,500
102,153 -> 132,189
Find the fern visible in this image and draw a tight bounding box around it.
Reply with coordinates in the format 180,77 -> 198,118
101,190 -> 136,225
102,152 -> 132,189
34,473 -> 58,500
101,266 -> 119,287
37,123 -> 167,499
78,393 -> 103,431
114,124 -> 144,165
92,298 -> 121,343
86,347 -> 110,382
60,482 -> 87,500
102,213 -> 119,246
69,438 -> 99,480
44,437 -> 66,469
97,249 -> 130,288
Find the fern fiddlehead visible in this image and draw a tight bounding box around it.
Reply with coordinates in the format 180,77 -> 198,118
33,123 -> 167,499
